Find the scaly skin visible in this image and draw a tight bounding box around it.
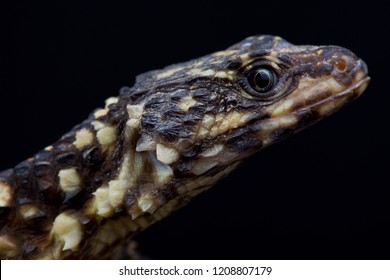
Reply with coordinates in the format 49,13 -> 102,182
0,35 -> 369,259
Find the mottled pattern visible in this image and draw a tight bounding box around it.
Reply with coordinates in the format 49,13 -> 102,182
0,35 -> 369,259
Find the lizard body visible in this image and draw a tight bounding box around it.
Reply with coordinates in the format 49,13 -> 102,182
0,35 -> 369,259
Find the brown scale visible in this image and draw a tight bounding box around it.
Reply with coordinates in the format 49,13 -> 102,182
0,35 -> 369,259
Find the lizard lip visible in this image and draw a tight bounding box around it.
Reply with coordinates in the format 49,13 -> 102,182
328,75 -> 370,104
336,76 -> 370,98
296,75 -> 370,117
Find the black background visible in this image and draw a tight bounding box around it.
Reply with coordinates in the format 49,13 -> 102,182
1,1 -> 389,259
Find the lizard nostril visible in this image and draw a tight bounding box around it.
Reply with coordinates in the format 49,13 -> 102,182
335,58 -> 347,72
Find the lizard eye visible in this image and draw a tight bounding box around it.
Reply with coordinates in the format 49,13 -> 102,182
247,68 -> 277,94
239,60 -> 293,102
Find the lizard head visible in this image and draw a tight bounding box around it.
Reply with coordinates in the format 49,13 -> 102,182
219,35 -> 370,152
129,35 -> 369,177
106,35 -> 369,225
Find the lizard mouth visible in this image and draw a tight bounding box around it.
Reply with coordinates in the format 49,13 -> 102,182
333,76 -> 370,98
297,57 -> 370,116
298,75 -> 370,117
258,71 -> 370,148
267,57 -> 370,119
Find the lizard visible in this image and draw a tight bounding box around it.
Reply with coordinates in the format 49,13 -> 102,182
0,35 -> 369,259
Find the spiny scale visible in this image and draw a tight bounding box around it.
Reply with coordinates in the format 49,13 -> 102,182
0,35 -> 369,259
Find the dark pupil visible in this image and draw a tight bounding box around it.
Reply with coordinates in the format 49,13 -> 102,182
250,68 -> 274,92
